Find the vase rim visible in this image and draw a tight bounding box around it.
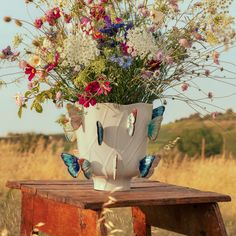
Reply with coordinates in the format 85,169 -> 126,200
95,102 -> 153,107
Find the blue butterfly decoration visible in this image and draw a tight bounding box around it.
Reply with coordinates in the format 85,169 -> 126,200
97,121 -> 104,145
152,106 -> 165,119
148,106 -> 165,141
61,153 -> 92,179
139,155 -> 160,178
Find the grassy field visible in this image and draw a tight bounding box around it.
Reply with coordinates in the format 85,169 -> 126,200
0,137 -> 236,235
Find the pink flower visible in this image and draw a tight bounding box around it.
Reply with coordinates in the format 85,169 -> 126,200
36,70 -> 47,80
208,92 -> 213,99
193,32 -> 204,41
165,56 -> 174,65
15,93 -> 25,106
100,81 -> 111,96
64,14 -> 72,23
19,60 -> 27,69
81,17 -> 90,25
156,51 -> 163,61
34,18 -> 43,29
169,0 -> 179,12
179,38 -> 192,48
56,91 -> 62,100
27,81 -> 34,90
213,51 -> 220,65
140,8 -> 150,17
205,70 -> 210,77
181,83 -> 189,91
211,112 -> 218,119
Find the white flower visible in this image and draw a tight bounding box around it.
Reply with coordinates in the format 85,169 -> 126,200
62,31 -> 100,71
126,26 -> 159,59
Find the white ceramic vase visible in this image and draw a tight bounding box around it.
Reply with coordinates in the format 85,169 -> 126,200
75,103 -> 153,191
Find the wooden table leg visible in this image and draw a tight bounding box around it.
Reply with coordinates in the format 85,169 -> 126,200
132,207 -> 151,236
137,203 -> 227,236
21,192 -> 34,236
21,192 -> 107,236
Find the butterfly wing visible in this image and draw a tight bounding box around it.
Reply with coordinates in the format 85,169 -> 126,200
61,153 -> 80,178
63,122 -> 77,142
148,116 -> 163,141
152,106 -> 165,119
97,121 -> 104,145
80,159 -> 93,179
139,155 -> 159,178
127,109 -> 137,136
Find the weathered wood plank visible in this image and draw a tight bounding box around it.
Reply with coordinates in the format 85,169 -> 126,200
22,192 -> 107,236
7,180 -> 231,210
6,178 -> 158,189
138,203 -> 228,236
31,189 -> 230,209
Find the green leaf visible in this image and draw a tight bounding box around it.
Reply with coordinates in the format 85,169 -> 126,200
24,91 -> 32,98
18,106 -> 23,118
35,102 -> 43,113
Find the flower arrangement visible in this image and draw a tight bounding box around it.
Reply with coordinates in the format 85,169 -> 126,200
0,0 -> 235,118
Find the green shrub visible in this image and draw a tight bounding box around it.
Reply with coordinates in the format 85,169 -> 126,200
177,128 -> 223,157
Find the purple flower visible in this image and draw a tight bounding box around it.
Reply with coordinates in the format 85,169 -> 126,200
2,46 -> 13,56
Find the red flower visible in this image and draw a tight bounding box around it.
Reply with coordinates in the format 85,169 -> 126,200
115,17 -> 123,23
64,14 -> 72,23
85,81 -> 100,94
52,7 -> 61,19
90,5 -> 105,20
45,7 -> 61,26
25,64 -> 36,81
120,43 -> 129,55
93,31 -> 104,39
78,95 -> 97,108
147,59 -> 162,71
34,18 -> 43,29
181,83 -> 189,91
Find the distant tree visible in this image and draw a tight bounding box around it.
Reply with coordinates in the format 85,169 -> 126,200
226,108 -> 233,114
177,128 -> 223,157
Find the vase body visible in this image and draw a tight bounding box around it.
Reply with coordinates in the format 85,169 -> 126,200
75,103 -> 153,191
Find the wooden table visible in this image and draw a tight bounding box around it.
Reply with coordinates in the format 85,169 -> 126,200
6,179 -> 231,236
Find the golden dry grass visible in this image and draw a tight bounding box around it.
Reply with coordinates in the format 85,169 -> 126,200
0,139 -> 236,235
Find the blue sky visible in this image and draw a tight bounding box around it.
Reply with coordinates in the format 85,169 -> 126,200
0,1 -> 236,136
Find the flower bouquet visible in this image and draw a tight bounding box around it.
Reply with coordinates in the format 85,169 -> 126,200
0,0 -> 235,190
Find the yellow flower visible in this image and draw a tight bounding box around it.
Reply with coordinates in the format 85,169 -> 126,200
206,32 -> 219,45
12,34 -> 23,48
30,55 -> 41,67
